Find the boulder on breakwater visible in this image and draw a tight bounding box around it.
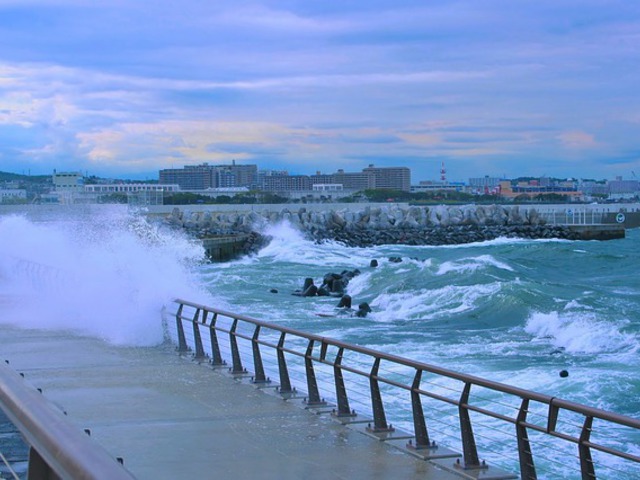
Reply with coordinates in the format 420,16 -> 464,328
166,204 -> 586,251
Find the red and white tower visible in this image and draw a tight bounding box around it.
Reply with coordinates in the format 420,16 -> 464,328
440,161 -> 447,183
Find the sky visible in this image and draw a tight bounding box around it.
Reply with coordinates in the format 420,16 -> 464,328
0,1 -> 639,182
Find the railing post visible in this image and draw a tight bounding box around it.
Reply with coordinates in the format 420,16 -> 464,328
175,303 -> 189,353
192,309 -> 206,361
516,398 -> 537,480
28,447 -> 57,480
368,357 -> 393,432
579,416 -> 596,480
409,369 -> 432,448
332,348 -> 354,417
276,333 -> 293,394
229,319 -> 245,374
457,382 -> 484,470
304,340 -> 325,406
251,326 -> 268,384
208,313 -> 225,366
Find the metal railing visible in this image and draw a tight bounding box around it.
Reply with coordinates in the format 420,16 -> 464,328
170,298 -> 640,480
538,209 -> 605,226
0,360 -> 135,480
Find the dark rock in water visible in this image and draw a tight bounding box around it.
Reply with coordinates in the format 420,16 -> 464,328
302,285 -> 318,297
317,287 -> 330,296
355,302 -> 372,317
303,277 -> 315,291
389,257 -> 402,263
270,289 -> 278,294
370,259 -> 378,268
331,278 -> 346,295
337,295 -> 352,309
358,302 -> 372,313
559,370 -> 569,378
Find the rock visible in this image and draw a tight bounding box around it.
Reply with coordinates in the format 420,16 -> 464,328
370,259 -> 379,268
302,285 -> 318,297
302,278 -> 314,291
355,302 -> 372,318
337,295 -> 352,309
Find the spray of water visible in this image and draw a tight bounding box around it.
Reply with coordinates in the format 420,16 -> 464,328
0,208 -> 210,346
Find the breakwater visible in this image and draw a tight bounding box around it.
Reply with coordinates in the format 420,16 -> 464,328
164,204 -> 624,252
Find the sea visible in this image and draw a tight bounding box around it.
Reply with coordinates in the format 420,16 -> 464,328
0,204 -> 638,479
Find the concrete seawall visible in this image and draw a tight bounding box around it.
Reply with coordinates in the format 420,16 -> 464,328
160,203 -> 627,252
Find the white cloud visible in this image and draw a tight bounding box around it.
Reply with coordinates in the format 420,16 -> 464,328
558,131 -> 597,149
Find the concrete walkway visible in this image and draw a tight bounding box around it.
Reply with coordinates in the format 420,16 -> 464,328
0,324 -> 471,480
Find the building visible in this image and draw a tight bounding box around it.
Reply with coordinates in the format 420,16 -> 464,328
312,184 -> 343,192
159,164 -> 216,190
309,165 -> 411,192
362,165 -> 411,191
84,184 -> 180,194
0,189 -> 27,203
262,175 -> 311,192
215,162 -> 258,189
499,180 -> 582,200
411,181 -> 465,194
159,162 -> 258,190
53,171 -> 83,192
468,176 -> 503,194
608,177 -> 639,198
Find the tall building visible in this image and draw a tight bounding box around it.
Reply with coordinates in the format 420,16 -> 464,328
159,164 -> 216,190
362,165 -> 411,191
215,161 -> 258,189
159,162 -> 258,190
262,175 -> 311,191
310,165 -> 411,192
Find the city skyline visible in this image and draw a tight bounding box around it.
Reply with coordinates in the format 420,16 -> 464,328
0,1 -> 639,182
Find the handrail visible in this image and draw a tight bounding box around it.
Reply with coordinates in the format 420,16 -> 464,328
172,298 -> 640,479
0,361 -> 136,480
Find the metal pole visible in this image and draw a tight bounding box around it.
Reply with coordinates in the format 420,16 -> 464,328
516,398 -> 537,479
251,326 -> 268,384
229,319 -> 244,374
175,303 -> 189,353
276,333 -> 292,394
368,358 -> 393,432
304,340 -> 325,406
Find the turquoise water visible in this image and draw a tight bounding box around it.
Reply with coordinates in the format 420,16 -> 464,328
1,205 -> 638,478
202,224 -> 640,411
199,222 -> 640,478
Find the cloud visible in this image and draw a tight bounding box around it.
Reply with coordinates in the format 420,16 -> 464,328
557,131 -> 597,149
0,1 -> 639,181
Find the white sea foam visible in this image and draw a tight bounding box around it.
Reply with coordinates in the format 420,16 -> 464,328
436,254 -> 514,276
370,282 -> 502,322
524,310 -> 638,355
0,210 -> 209,346
255,221 -> 375,267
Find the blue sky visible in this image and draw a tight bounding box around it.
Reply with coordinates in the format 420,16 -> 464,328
0,1 -> 639,182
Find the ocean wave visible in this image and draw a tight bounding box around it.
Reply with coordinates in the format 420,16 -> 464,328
436,254 -> 514,276
524,310 -> 638,355
369,282 -> 503,323
0,210 -> 210,346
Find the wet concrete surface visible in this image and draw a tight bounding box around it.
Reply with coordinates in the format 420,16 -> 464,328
0,325 -> 470,480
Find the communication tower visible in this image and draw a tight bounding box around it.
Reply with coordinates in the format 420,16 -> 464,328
440,161 -> 447,183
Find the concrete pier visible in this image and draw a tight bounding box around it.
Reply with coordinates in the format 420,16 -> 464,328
0,324 -> 465,480
201,234 -> 251,261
